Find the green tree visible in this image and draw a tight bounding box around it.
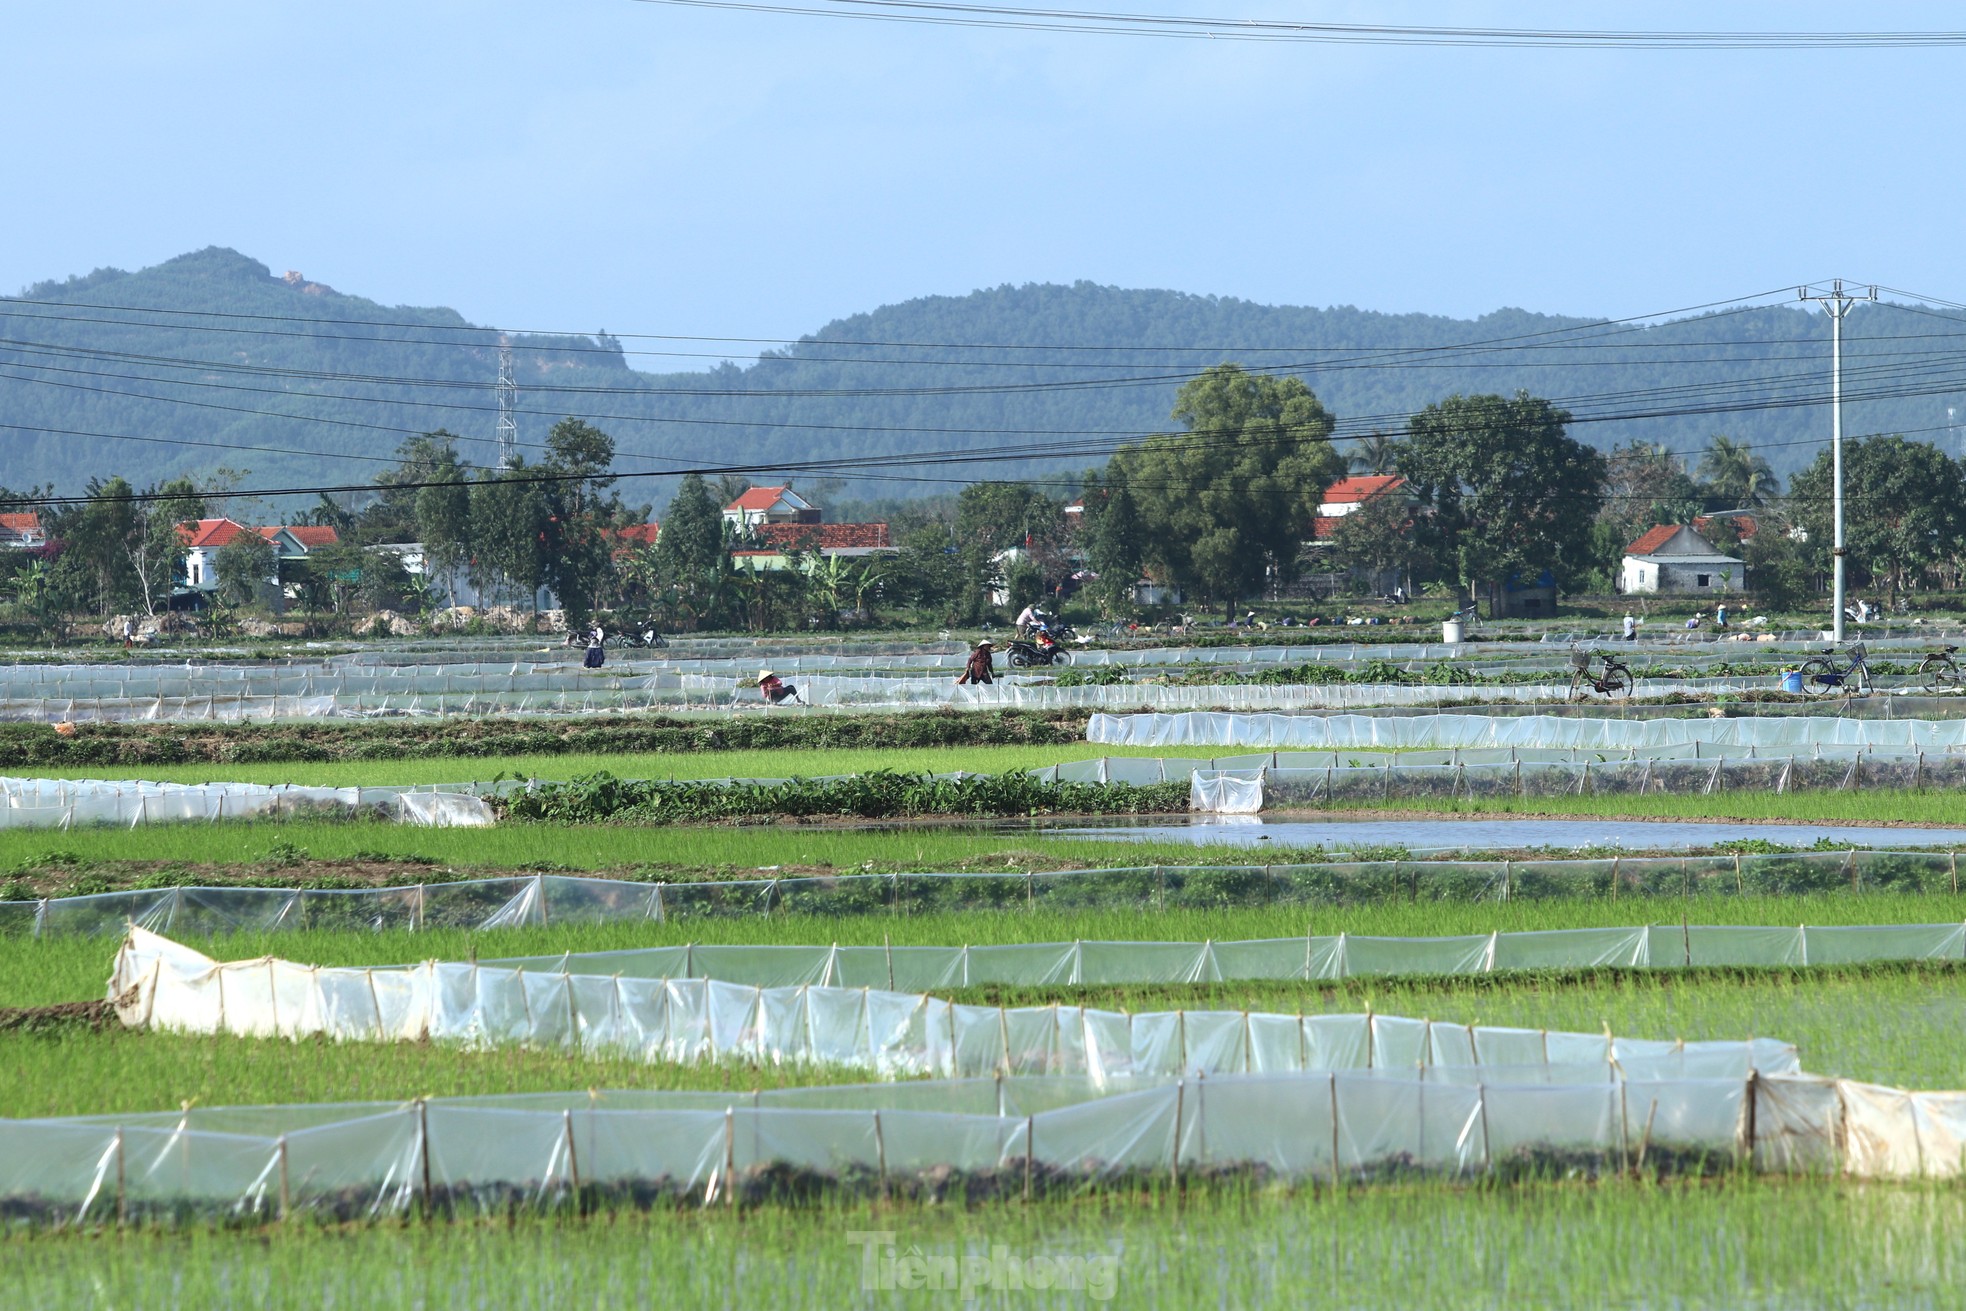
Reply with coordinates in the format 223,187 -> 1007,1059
1110,364 -> 1341,616
213,533 -> 276,607
537,417 -> 622,615
128,478 -> 206,617
1347,431 -> 1401,475
1398,392 -> 1607,600
650,473 -> 725,626
55,477 -> 139,616
1740,514 -> 1815,610
1788,435 -> 1966,598
1327,483 -> 1429,589
1080,478 -> 1146,616
1698,434 -> 1780,510
886,511 -> 965,620
367,431 -> 468,545
414,440 -> 473,605
1599,441 -> 1705,543
953,482 -> 1062,620
468,466 -> 551,608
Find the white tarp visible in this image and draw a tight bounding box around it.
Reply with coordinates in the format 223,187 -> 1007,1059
109,929 -> 1797,1084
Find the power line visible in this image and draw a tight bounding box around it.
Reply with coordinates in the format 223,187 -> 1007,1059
635,0 -> 1966,50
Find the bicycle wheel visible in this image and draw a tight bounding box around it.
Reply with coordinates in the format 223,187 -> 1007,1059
1799,657 -> 1836,697
1601,667 -> 1632,698
1568,671 -> 1586,702
1922,657 -> 1960,694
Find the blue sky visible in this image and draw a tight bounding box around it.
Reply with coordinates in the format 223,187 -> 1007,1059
8,2 -> 1964,344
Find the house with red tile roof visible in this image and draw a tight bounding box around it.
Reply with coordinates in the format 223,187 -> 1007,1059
177,520 -> 339,592
1619,524 -> 1746,595
722,485 -> 819,530
0,512 -> 47,549
732,522 -> 894,570
1309,475 -> 1408,541
718,485 -> 892,570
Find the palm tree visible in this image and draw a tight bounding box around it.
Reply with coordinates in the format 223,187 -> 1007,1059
1348,431 -> 1400,476
1698,435 -> 1780,509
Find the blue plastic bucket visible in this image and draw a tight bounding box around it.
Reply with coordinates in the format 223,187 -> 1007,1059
1780,670 -> 1804,694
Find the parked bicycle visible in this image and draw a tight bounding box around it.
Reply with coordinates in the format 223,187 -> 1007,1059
1919,644 -> 1961,693
1799,643 -> 1871,698
1568,647 -> 1633,700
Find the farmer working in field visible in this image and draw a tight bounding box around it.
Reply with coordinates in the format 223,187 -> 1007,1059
956,639 -> 995,685
757,669 -> 803,705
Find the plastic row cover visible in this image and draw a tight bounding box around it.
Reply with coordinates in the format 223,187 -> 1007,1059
485,923 -> 1966,990
11,1068 -> 1966,1227
109,930 -> 1798,1084
1188,752 -> 1966,811
0,776 -> 493,829
1090,710 -> 1966,751
12,852 -> 1963,939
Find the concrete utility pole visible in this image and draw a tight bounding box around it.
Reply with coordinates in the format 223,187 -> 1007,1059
1797,280 -> 1876,643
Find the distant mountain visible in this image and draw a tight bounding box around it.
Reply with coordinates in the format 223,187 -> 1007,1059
6,247 -> 1965,505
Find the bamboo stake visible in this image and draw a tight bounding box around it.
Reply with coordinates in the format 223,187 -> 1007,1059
1170,1081 -> 1184,1193
724,1107 -> 736,1208
873,1110 -> 888,1201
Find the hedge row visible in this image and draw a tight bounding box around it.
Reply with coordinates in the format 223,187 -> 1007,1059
0,710 -> 1095,768
497,770 -> 1189,824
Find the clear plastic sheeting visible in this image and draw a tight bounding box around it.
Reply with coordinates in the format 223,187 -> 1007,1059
15,1062 -> 1966,1226
0,776 -> 493,829
483,922 -> 1966,989
108,929 -> 1798,1084
1090,710 -> 1966,752
1187,751 -> 1966,811
12,851 -> 1966,940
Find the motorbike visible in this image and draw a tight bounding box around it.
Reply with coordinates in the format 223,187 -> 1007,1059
1006,637 -> 1072,667
618,626 -> 668,650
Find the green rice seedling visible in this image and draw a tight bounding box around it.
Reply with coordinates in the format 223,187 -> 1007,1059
24,743 -> 1181,788
5,1158 -> 1966,1308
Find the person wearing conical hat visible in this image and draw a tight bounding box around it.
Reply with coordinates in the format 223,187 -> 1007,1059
757,669 -> 801,705
956,639 -> 995,686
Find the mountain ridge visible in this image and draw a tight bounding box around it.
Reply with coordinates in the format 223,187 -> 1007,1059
5,247 -> 1962,503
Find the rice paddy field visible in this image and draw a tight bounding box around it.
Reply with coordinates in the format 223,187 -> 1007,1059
13,699 -> 1966,1308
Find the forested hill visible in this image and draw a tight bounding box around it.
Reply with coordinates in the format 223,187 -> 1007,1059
7,246 -> 1966,503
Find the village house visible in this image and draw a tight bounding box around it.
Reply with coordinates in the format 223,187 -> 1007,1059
177,519 -> 340,596
720,486 -> 892,571
0,512 -> 47,550
1620,524 -> 1748,595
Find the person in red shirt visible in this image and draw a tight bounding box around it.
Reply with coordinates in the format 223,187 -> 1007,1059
756,669 -> 802,705
956,640 -> 995,685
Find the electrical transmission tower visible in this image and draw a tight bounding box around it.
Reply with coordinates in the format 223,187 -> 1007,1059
495,334 -> 519,469
1797,280 -> 1876,643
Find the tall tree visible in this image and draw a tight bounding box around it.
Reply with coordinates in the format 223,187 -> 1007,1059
537,417 -> 621,615
1110,364 -> 1341,616
650,473 -> 725,626
1398,392 -> 1607,598
128,477 -> 206,617
953,482 -> 1063,619
1347,431 -> 1401,475
1698,434 -> 1780,510
1081,478 -> 1146,615
1327,483 -> 1429,589
413,439 -> 473,604
468,464 -> 551,608
1789,434 -> 1966,598
55,477 -> 139,616
1599,441 -> 1705,542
